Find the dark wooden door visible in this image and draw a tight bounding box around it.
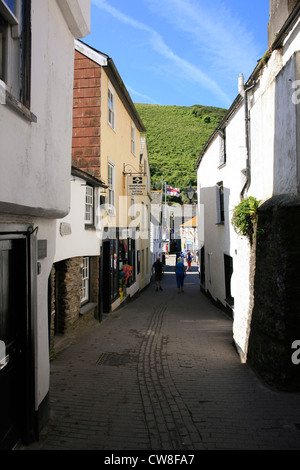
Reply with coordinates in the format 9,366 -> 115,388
0,238 -> 27,449
102,240 -> 111,313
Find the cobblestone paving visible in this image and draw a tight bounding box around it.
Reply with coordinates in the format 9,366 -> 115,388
19,256 -> 300,451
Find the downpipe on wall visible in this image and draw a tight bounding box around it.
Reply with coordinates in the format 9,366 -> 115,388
238,74 -> 256,199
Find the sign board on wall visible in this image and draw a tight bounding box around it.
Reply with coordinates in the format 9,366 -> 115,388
127,176 -> 147,196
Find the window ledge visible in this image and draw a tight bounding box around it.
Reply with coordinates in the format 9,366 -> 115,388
84,224 -> 96,230
218,162 -> 226,169
107,121 -> 116,133
80,302 -> 97,315
5,91 -> 37,122
216,222 -> 225,226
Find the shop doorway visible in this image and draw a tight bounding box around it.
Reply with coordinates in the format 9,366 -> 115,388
102,240 -> 112,314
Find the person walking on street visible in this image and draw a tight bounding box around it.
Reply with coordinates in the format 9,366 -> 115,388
186,250 -> 193,271
152,256 -> 164,291
175,256 -> 186,293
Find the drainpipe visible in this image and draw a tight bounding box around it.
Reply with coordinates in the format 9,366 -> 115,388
239,74 -> 256,199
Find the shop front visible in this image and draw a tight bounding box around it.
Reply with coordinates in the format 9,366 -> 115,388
102,228 -> 136,314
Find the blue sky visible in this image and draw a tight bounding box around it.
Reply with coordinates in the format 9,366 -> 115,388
84,0 -> 270,109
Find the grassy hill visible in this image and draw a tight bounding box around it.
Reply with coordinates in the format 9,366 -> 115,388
135,103 -> 227,198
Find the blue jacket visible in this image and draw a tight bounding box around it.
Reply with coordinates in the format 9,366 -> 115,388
175,262 -> 185,275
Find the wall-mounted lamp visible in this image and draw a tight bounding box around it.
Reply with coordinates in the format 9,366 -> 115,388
187,184 -> 195,202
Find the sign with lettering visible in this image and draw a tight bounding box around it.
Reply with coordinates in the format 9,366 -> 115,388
127,176 -> 147,196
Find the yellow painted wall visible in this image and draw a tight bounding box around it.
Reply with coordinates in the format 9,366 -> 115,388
100,67 -> 151,297
100,70 -> 142,230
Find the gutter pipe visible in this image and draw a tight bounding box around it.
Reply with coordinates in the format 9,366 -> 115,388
239,76 -> 256,199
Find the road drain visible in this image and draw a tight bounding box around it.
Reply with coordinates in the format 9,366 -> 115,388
95,352 -> 137,367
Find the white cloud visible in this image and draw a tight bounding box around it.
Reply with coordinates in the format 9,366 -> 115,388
92,0 -> 232,106
144,0 -> 259,77
126,85 -> 159,105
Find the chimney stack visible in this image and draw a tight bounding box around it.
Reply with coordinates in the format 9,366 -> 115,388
268,0 -> 298,48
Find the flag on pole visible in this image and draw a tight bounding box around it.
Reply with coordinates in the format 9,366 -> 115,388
166,185 -> 180,197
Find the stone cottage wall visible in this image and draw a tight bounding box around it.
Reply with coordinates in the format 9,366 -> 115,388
49,256 -> 100,358
247,196 -> 300,391
53,257 -> 82,335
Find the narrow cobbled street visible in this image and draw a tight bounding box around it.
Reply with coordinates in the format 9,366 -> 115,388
20,255 -> 300,451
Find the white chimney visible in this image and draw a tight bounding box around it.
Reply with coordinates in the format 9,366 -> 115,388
238,73 -> 245,97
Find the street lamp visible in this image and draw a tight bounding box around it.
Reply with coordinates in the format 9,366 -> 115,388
187,184 -> 195,202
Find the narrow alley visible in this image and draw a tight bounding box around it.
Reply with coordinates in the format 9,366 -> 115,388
20,255 -> 300,452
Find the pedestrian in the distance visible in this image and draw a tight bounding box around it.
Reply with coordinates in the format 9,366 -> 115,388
175,256 -> 186,293
186,250 -> 193,271
152,256 -> 164,291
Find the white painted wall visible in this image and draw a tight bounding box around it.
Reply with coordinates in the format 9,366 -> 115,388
273,52 -> 300,196
197,16 -> 300,362
33,0 -> 90,410
54,175 -> 102,263
57,0 -> 91,38
0,0 -> 89,217
34,218 -> 57,408
197,103 -> 248,309
197,104 -> 260,361
0,0 -> 90,410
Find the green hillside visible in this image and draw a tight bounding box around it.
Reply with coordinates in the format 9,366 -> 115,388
135,103 -> 227,197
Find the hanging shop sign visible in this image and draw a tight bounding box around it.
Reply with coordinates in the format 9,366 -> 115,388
127,176 -> 147,196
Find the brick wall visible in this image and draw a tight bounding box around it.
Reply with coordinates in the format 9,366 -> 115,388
72,51 -> 101,177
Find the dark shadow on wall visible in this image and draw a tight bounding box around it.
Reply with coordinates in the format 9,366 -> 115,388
247,196 -> 300,392
247,53 -> 300,392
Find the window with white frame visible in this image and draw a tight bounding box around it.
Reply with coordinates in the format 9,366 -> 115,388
84,185 -> 94,224
108,86 -> 115,129
0,0 -> 31,108
81,257 -> 89,304
108,161 -> 115,214
131,122 -> 135,154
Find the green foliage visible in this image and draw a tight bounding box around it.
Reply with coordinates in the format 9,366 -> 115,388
135,103 -> 227,194
231,197 -> 260,244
